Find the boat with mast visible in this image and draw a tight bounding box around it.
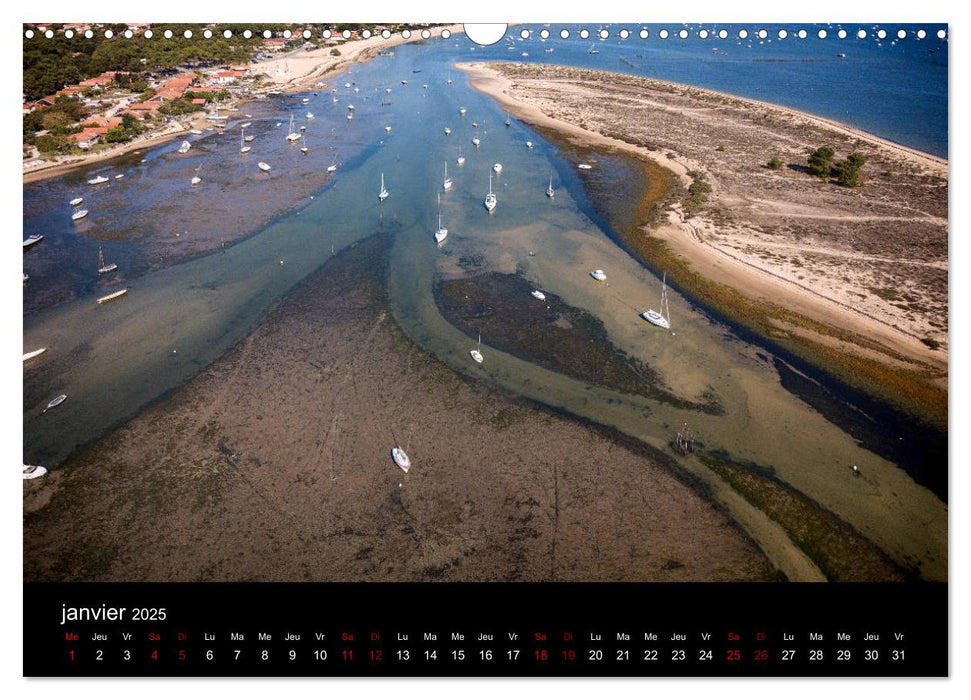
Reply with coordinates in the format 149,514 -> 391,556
191,165 -> 201,186
546,172 -> 555,198
457,147 -> 465,166
434,194 -> 448,244
470,333 -> 483,363
641,271 -> 672,329
378,173 -> 389,201
327,151 -> 339,172
442,162 -> 452,191
300,132 -> 308,154
240,127 -> 251,154
98,245 -> 118,274
484,174 -> 497,212
286,114 -> 301,142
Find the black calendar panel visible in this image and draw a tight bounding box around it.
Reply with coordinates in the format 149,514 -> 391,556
23,582 -> 946,677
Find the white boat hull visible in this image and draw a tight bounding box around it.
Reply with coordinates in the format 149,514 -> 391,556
641,310 -> 670,329
97,289 -> 128,304
391,447 -> 411,473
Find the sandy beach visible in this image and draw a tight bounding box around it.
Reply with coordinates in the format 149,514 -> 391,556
23,235 -> 776,583
253,24 -> 464,93
459,61 -> 947,426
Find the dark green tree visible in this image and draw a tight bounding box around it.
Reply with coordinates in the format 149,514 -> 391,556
807,146 -> 835,178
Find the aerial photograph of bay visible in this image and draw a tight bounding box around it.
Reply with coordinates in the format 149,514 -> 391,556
22,22 -> 947,585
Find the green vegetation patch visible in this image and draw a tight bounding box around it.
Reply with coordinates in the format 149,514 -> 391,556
435,272 -> 722,415
701,450 -> 910,582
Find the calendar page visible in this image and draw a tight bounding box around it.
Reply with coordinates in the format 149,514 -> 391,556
21,10 -> 949,680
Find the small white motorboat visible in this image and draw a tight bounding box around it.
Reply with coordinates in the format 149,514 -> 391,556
23,234 -> 44,248
240,122 -> 252,128
493,163 -> 502,174
97,288 -> 128,305
578,163 -> 593,170
590,269 -> 607,282
459,107 -> 466,116
190,129 -> 203,134
23,348 -> 47,362
258,162 -> 272,172
385,125 -> 392,132
531,290 -> 547,301
114,174 -> 124,180
87,175 -> 109,185
472,122 -> 478,128
306,112 -> 314,120
70,197 -> 84,207
391,446 -> 411,473
72,209 -> 88,221
43,394 -> 67,413
23,464 -> 48,480
444,127 -> 451,136
472,137 -> 480,147
178,141 -> 191,153
526,141 -> 533,149
191,175 -> 201,186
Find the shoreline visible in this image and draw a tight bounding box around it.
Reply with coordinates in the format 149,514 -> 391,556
23,25 -> 464,184
458,61 -> 947,424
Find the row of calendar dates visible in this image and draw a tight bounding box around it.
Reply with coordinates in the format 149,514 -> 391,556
64,644 -> 910,665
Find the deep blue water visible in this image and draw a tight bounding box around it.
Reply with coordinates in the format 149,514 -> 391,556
447,23 -> 948,158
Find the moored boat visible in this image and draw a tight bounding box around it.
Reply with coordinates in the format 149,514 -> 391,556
72,209 -> 88,221
23,464 -> 47,480
23,348 -> 47,362
391,446 -> 411,473
23,234 -> 44,248
97,288 -> 128,305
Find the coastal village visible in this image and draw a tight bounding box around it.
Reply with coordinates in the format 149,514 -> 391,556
22,23 -> 404,178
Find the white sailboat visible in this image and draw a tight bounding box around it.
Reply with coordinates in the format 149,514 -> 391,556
286,114 -> 301,142
240,127 -> 251,154
378,173 -> 389,201
327,151 -> 339,172
505,112 -> 511,126
300,133 -> 308,154
98,245 -> 118,274
470,333 -> 483,364
191,165 -> 201,186
641,272 -> 672,330
484,174 -> 497,212
546,172 -> 555,198
442,162 -> 452,191
457,147 -> 465,166
434,194 -> 448,244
